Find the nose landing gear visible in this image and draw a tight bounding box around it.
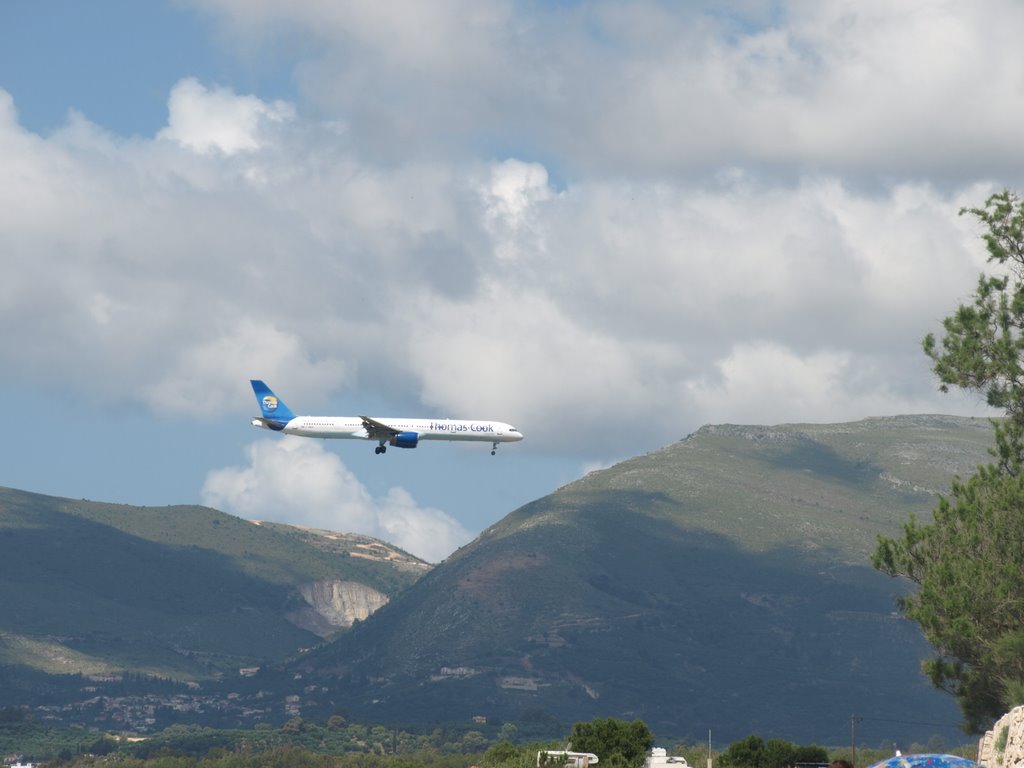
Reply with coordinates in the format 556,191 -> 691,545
491,441 -> 498,456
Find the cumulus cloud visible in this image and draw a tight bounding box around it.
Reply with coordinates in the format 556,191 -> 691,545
9,0 -> 1024,540
201,439 -> 472,562
191,0 -> 1024,178
159,77 -> 295,155
687,342 -> 890,426
397,173 -> 994,452
0,72 -> 1001,460
141,318 -> 349,416
4,2 -> 1019,486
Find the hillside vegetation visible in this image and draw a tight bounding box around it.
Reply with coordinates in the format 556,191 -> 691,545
0,487 -> 427,682
0,416 -> 999,744
292,416 -> 994,744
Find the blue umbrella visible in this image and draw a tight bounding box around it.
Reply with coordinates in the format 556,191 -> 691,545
866,754 -> 979,768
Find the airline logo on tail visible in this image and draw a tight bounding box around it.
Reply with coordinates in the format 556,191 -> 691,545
251,380 -> 296,428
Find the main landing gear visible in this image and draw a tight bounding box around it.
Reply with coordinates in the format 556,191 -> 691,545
375,443 -> 387,455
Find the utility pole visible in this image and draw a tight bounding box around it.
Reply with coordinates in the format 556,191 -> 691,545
851,714 -> 857,768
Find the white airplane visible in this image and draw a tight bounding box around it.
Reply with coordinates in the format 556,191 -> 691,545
250,380 -> 524,456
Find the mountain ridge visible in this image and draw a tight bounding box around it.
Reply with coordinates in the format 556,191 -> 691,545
287,414 -> 994,744
0,414 -> 999,744
0,487 -> 427,682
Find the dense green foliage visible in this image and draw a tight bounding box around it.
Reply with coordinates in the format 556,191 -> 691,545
716,735 -> 827,768
2,717 -> 501,763
874,190 -> 1024,731
59,746 -> 385,768
3,712 -> 978,768
0,717 -> 114,763
872,447 -> 1024,730
566,718 -> 654,768
123,721 -> 497,760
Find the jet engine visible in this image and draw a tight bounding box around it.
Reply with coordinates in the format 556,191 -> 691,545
389,432 -> 419,448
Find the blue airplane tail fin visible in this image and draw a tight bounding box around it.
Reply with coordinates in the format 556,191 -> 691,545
251,380 -> 296,423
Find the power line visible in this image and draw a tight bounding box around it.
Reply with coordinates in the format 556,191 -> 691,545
854,715 -> 963,730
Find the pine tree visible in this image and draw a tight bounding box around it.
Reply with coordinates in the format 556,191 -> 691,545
874,190 -> 1024,731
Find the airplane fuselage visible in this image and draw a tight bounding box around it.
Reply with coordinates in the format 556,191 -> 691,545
252,415 -> 522,443
249,380 -> 523,455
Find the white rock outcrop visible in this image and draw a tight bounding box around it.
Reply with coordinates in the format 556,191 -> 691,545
978,705 -> 1024,767
286,579 -> 389,637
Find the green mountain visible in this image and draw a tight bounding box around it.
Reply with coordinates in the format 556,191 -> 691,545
292,416 -> 995,744
0,487 -> 428,683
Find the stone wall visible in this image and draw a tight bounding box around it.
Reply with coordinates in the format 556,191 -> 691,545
978,706 -> 1024,767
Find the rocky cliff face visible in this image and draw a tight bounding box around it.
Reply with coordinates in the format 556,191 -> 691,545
979,706 -> 1024,767
287,580 -> 389,637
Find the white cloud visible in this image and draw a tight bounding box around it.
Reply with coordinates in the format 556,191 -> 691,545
201,439 -> 472,562
481,159 -> 553,230
406,283 -> 689,451
7,1 -> 1023,535
141,318 -> 350,416
5,0 -> 1020,467
0,72 -> 1001,460
687,342 -> 872,425
191,0 -> 1024,178
394,173 -> 996,451
687,337 -> 999,428
159,77 -> 294,155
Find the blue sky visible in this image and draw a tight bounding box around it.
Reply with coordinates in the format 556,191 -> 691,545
3,2 -> 219,135
2,0 -> 1018,561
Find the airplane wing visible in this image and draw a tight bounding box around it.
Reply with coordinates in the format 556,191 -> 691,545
360,416 -> 400,439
